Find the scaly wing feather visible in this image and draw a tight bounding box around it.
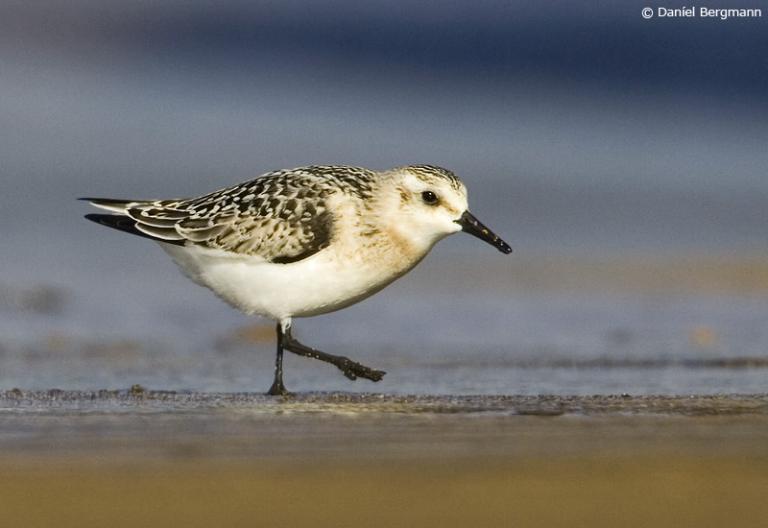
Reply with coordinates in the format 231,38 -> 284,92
83,166 -> 376,263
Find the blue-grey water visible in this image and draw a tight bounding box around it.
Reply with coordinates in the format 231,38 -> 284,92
2,254 -> 766,395
1,1 -> 766,395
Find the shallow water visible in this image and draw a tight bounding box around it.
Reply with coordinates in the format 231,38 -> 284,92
2,257 -> 767,395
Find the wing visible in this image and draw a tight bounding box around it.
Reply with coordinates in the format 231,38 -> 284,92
88,168 -> 345,264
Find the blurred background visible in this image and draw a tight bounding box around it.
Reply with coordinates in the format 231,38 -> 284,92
1,0 -> 766,394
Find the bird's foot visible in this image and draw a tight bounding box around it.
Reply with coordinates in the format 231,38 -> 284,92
282,336 -> 385,383
336,358 -> 386,382
266,379 -> 294,397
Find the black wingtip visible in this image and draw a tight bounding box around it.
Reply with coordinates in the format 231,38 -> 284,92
83,213 -> 184,246
84,213 -> 130,229
84,213 -> 113,224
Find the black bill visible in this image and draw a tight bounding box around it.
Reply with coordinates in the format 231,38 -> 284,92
456,210 -> 512,254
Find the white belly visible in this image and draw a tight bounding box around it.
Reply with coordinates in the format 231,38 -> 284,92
160,242 -> 419,320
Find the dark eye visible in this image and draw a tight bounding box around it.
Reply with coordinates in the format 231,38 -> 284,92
421,190 -> 439,205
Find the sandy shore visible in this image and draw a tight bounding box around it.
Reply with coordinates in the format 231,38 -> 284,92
1,391 -> 767,527
3,455 -> 767,528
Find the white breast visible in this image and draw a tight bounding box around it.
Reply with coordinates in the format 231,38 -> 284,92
160,241 -> 421,320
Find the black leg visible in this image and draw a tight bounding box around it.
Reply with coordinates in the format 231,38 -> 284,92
282,326 -> 385,383
266,322 -> 291,396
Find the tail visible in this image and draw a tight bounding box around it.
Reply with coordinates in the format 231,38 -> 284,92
78,197 -> 135,213
80,198 -> 185,246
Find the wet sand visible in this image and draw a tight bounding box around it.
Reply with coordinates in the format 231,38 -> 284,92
2,391 -> 768,527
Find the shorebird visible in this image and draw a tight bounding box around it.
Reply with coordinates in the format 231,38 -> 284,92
82,165 -> 511,395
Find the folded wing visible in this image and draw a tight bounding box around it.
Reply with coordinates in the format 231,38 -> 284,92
82,170 -> 335,264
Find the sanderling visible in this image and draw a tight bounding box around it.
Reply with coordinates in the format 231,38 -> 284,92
82,165 -> 511,395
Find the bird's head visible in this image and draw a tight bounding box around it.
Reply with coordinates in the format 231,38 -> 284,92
380,165 -> 512,255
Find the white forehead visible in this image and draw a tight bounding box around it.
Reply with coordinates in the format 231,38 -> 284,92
395,169 -> 468,215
